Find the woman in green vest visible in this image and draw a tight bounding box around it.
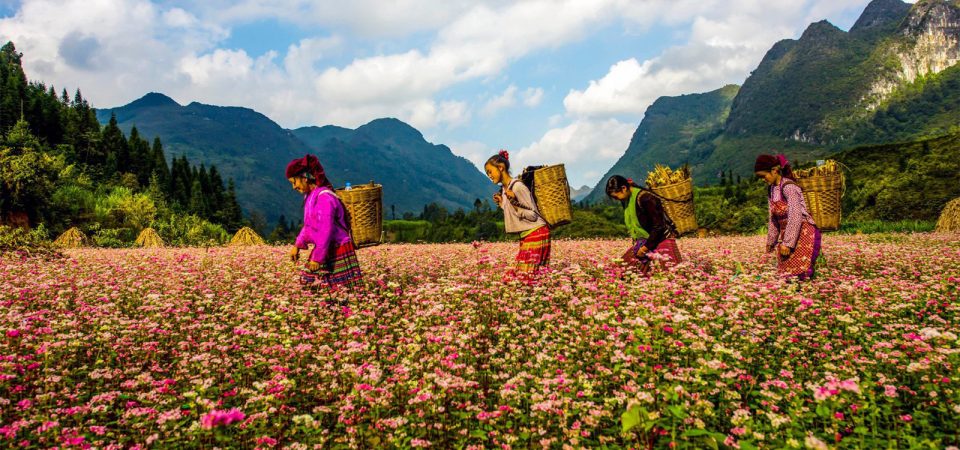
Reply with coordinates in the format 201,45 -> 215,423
605,175 -> 682,274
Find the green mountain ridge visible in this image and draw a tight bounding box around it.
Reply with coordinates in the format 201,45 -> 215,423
97,96 -> 494,223
586,0 -> 960,203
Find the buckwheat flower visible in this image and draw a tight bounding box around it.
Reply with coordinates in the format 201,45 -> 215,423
900,414 -> 912,422
200,408 -> 246,429
804,434 -> 829,450
6,329 -> 20,338
884,385 -> 898,398
411,438 -> 432,447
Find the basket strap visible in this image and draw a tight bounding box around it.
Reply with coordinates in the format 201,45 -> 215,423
506,180 -> 547,225
318,189 -> 354,239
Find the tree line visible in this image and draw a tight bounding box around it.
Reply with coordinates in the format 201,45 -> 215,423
0,41 -> 246,246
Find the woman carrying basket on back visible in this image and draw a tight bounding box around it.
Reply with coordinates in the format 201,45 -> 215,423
754,153 -> 821,280
485,150 -> 551,273
605,175 -> 682,275
286,154 -> 364,293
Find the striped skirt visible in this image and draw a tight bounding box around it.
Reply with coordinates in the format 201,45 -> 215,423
515,226 -> 551,272
622,238 -> 682,275
300,241 -> 364,291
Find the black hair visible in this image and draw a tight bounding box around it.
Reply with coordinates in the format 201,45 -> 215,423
605,175 -> 643,202
485,152 -> 510,174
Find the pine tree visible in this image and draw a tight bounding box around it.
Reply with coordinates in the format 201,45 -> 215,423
100,113 -> 126,178
187,179 -> 207,217
221,178 -> 244,232
151,137 -> 169,187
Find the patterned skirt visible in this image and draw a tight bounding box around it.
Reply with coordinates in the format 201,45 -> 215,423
777,221 -> 821,280
622,238 -> 682,275
300,241 -> 364,291
515,226 -> 551,272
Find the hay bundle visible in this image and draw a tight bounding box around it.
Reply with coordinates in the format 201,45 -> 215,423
53,227 -> 88,248
229,226 -> 266,246
936,197 -> 960,232
645,164 -> 698,235
135,227 -> 165,248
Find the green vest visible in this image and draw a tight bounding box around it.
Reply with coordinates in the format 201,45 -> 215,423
624,187 -> 649,240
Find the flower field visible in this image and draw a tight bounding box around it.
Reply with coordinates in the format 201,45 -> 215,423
1,234 -> 959,449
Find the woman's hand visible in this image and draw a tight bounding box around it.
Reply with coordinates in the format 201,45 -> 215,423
289,246 -> 300,262
635,245 -> 649,258
493,192 -> 503,208
778,245 -> 792,257
503,188 -> 516,200
306,261 -> 321,271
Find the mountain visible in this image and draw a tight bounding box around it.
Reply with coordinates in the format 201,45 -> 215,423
583,85 -> 739,203
587,0 -> 960,199
97,93 -> 307,224
569,185 -> 592,202
291,120 -> 494,216
97,95 -> 494,223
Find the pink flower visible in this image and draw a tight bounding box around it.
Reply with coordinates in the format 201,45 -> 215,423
255,436 -> 278,447
663,326 -> 674,334
200,408 -> 246,429
6,329 -> 20,338
900,414 -> 912,422
839,379 -> 860,393
411,438 -> 432,447
834,412 -> 844,420
884,385 -> 898,398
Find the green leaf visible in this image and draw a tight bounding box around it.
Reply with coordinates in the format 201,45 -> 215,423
854,426 -> 868,434
739,440 -> 759,450
621,405 -> 643,434
682,429 -> 711,437
470,429 -> 486,439
668,405 -> 688,419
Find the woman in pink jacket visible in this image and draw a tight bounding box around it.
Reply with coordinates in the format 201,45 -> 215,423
286,154 -> 363,292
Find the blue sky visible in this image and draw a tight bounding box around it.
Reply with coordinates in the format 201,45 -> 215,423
0,0 -> 881,188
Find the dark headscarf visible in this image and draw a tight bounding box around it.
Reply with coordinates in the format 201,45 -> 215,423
286,154 -> 333,190
754,153 -> 795,180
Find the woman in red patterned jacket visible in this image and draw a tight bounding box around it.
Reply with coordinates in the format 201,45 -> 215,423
755,154 -> 822,280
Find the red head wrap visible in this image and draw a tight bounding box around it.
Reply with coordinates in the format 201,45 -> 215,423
285,154 -> 333,189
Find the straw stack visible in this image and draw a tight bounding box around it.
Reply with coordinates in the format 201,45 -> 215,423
229,226 -> 266,246
936,197 -> 960,232
53,227 -> 88,248
135,227 -> 165,248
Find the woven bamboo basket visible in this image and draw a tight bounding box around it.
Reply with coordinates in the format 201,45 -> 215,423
532,165 -> 573,227
649,178 -> 697,235
795,169 -> 844,231
337,182 -> 383,248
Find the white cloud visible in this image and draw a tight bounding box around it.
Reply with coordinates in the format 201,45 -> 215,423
482,85 -> 517,117
521,87 -> 544,107
448,140 -> 494,169
514,118 -> 636,188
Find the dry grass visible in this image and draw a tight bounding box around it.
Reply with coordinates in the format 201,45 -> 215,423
53,227 -> 88,248
135,228 -> 165,248
936,197 -> 960,232
229,227 -> 266,246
